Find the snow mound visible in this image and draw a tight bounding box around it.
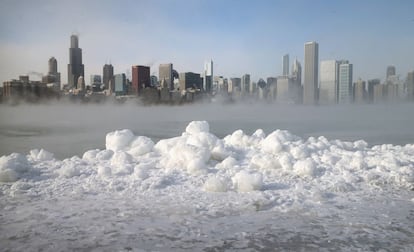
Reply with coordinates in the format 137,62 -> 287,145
0,153 -> 30,182
0,120 -> 413,193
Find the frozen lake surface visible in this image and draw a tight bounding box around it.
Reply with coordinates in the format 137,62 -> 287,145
0,104 -> 414,251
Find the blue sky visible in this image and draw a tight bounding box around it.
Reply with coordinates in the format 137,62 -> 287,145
0,0 -> 413,84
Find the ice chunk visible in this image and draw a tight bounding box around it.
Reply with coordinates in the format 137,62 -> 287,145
110,151 -> 134,175
128,136 -> 154,156
82,149 -> 100,161
185,121 -> 210,135
106,129 -> 134,151
30,149 -> 54,161
293,158 -> 318,178
203,176 -> 229,192
233,171 -> 263,192
0,153 -> 30,182
58,162 -> 81,178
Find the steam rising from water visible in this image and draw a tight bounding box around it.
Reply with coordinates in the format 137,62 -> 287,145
1,102 -> 414,158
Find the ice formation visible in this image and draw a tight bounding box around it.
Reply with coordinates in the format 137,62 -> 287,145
1,121 -> 413,250
1,120 -> 413,190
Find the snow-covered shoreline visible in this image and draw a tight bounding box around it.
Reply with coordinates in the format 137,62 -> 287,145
1,121 -> 413,250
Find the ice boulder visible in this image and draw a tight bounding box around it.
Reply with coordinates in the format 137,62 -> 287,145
0,153 -> 30,182
110,151 -> 134,175
128,136 -> 154,156
106,129 -> 135,152
203,176 -> 229,192
185,121 -> 210,135
262,130 -> 298,155
233,171 -> 263,192
293,158 -> 318,178
29,149 -> 54,161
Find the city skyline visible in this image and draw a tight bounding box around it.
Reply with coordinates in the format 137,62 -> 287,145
0,0 -> 413,84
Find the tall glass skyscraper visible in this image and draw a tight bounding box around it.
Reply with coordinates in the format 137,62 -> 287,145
303,42 -> 319,105
283,54 -> 289,76
319,60 -> 338,104
338,61 -> 353,104
67,35 -> 84,89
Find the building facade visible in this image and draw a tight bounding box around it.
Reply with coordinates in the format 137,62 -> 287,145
319,60 -> 338,104
353,79 -> 366,103
283,54 -> 289,76
338,62 -> 353,104
203,60 -> 213,92
303,42 -> 319,105
103,64 -> 114,91
241,74 -> 250,95
114,73 -> 127,96
179,72 -> 202,91
159,63 -> 173,90
42,57 -> 61,89
277,76 -> 300,103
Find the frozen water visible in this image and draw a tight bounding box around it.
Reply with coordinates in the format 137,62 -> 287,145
1,121 -> 413,251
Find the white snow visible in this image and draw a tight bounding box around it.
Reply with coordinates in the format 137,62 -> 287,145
1,121 -> 413,250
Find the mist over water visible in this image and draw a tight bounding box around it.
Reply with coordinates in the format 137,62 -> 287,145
1,102 -> 414,158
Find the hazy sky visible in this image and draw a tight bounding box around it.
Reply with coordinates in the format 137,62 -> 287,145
0,0 -> 413,84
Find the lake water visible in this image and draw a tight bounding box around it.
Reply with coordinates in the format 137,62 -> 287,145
1,102 -> 414,158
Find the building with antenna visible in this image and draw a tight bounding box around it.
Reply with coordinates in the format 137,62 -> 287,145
67,35 -> 84,89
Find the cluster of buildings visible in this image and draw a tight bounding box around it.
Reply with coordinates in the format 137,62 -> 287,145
2,35 -> 414,105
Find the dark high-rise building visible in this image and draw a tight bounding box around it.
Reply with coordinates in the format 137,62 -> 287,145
303,41 -> 319,105
103,64 -> 114,91
67,35 -> 84,89
49,57 -> 57,74
132,65 -> 151,96
179,72 -> 202,91
386,65 -> 396,79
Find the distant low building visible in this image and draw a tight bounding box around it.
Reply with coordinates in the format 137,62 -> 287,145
3,75 -> 57,102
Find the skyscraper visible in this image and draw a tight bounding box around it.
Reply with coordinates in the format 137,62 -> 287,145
42,57 -> 61,89
303,42 -> 319,105
204,60 -> 213,92
241,74 -> 250,94
319,60 -> 338,104
353,78 -> 366,103
132,65 -> 151,95
338,61 -> 353,104
367,79 -> 380,103
103,64 -> 114,91
291,58 -> 302,86
159,63 -> 173,90
49,57 -> 57,74
67,35 -> 84,89
283,54 -> 289,76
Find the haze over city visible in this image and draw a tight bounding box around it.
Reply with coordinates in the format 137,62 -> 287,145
1,0 -> 413,84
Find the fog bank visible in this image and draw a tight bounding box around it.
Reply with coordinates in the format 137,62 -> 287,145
1,103 -> 413,158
